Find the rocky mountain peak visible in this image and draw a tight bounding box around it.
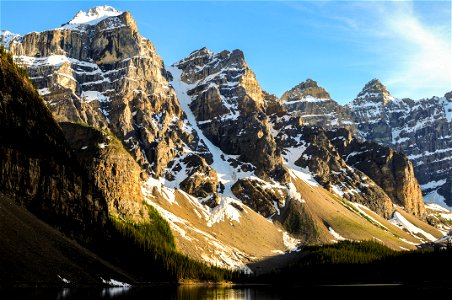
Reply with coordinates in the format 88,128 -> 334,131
0,30 -> 21,50
186,47 -> 213,60
445,91 -> 452,101
355,79 -> 394,105
172,47 -> 288,183
67,6 -> 123,25
8,7 -> 211,186
281,78 -> 331,102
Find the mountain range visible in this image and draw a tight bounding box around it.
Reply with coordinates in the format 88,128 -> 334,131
1,6 -> 451,285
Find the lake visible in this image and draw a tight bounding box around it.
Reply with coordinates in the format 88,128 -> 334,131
1,284 -> 451,299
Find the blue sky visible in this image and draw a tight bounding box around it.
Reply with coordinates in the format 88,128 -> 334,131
1,1 -> 450,104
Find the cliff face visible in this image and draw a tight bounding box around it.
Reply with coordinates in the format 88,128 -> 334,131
170,48 -> 292,218
282,78 -> 452,209
282,79 -> 354,131
349,80 -> 452,208
173,48 -> 287,181
60,122 -> 149,223
327,128 -> 425,218
271,116 -> 394,218
8,7 -> 217,200
0,50 -> 107,239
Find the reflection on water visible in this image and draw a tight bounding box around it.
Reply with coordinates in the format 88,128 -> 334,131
2,286 -> 276,300
1,284 -> 449,299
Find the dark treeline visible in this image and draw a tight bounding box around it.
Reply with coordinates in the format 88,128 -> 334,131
0,46 -> 244,284
251,240 -> 452,286
91,205 -> 245,283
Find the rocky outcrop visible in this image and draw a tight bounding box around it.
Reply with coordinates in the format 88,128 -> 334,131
281,79 -> 354,131
178,154 -> 219,199
60,122 -> 149,223
231,178 -> 288,218
173,48 -> 288,182
270,112 -> 395,217
279,125 -> 394,218
349,80 -> 452,207
0,50 -> 107,239
283,78 -> 452,208
7,6 -> 216,200
275,199 -> 319,243
327,128 -> 425,218
281,79 -> 331,100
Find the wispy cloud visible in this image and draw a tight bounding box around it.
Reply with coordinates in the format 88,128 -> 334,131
375,1 -> 451,98
287,0 -> 451,99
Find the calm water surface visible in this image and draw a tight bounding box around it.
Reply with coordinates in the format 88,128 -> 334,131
1,284 -> 451,299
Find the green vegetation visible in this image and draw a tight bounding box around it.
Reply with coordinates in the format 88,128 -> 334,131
110,204 -> 175,252
1,48 -> 242,283
299,240 -> 396,265
282,204 -> 318,243
0,46 -> 29,80
254,240 -> 452,286
105,208 -> 244,282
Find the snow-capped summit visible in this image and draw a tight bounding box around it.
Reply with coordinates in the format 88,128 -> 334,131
0,30 -> 21,50
62,6 -> 123,28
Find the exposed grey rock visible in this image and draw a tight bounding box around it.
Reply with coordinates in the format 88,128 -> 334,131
327,128 -> 425,218
0,54 -> 108,240
282,79 -> 355,131
174,48 -> 289,182
283,78 -> 452,208
349,81 -> 452,207
8,7 -> 218,200
272,121 -> 394,218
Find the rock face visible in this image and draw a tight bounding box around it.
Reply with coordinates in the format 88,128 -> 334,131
173,48 -> 287,181
281,79 -> 354,131
272,117 -> 394,218
3,6 -> 442,256
283,78 -> 452,208
349,80 -> 452,208
282,79 -> 331,100
327,128 -> 425,218
178,154 -> 219,199
60,122 -> 149,223
0,50 -> 107,239
7,6 -> 217,200
231,178 -> 288,218
170,48 -> 292,217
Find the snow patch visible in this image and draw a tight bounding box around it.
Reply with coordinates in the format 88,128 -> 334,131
81,91 -> 110,103
285,95 -> 330,104
63,6 -> 123,29
0,30 -> 21,50
38,88 -> 51,96
421,179 -> 447,191
142,176 -> 177,205
424,190 -> 451,210
389,211 -> 437,242
328,226 -> 346,241
101,278 -> 131,287
288,181 -> 305,203
283,232 -> 301,252
425,203 -> 451,213
57,275 -> 70,284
